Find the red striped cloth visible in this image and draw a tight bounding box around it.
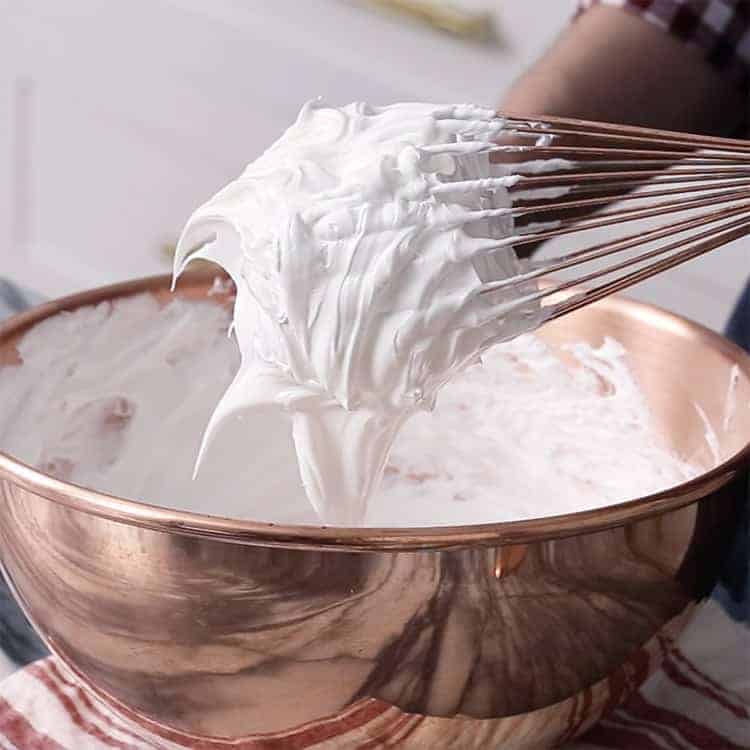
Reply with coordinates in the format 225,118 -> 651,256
0,602 -> 745,749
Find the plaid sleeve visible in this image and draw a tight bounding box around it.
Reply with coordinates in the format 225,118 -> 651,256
577,0 -> 750,90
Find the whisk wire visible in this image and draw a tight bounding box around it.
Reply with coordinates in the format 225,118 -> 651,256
471,113 -> 750,322
502,113 -> 750,151
482,202 -> 750,294
548,218 -> 750,321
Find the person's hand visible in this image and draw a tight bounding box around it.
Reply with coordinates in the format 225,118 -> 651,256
495,4 -> 746,257
500,5 -> 745,134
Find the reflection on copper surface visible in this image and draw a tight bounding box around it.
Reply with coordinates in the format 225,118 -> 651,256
494,545 -> 527,578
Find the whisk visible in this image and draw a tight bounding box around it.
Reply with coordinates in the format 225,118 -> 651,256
443,113 -> 750,323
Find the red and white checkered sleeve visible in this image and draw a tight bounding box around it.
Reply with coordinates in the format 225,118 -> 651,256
576,0 -> 750,90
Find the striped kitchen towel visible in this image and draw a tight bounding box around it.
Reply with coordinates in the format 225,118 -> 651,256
0,601 -> 744,749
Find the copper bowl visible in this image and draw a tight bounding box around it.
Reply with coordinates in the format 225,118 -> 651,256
0,273 -> 747,748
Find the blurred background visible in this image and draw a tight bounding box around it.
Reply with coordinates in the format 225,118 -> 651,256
1,0 -> 746,331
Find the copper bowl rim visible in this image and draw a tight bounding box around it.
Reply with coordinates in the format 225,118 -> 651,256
0,271 -> 748,552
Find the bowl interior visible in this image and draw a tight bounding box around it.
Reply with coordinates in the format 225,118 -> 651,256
0,272 -> 749,548
540,298 -> 750,470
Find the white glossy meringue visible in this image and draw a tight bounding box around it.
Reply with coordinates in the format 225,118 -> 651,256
174,100 -> 548,523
